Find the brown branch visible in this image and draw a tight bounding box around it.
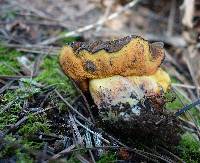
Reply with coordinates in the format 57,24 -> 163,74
54,89 -> 93,125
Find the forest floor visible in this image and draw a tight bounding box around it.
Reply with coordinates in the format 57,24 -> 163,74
0,0 -> 200,162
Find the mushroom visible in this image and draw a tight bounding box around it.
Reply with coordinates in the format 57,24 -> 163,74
59,35 -> 171,116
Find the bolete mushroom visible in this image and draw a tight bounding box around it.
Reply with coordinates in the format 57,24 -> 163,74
59,35 -> 170,111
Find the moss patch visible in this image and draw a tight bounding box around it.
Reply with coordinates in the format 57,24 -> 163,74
178,133 -> 200,163
0,45 -> 21,75
165,90 -> 200,125
0,45 -> 77,161
0,135 -> 35,163
97,152 -> 116,163
35,55 -> 75,95
57,31 -> 80,45
165,91 -> 188,111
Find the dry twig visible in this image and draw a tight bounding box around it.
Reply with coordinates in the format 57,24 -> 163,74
38,0 -> 141,45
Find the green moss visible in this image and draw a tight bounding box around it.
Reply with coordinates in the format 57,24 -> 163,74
0,113 -> 19,130
57,32 -> 79,45
67,155 -> 80,163
0,116 -> 46,159
0,80 -> 49,158
0,45 -> 21,75
165,91 -> 188,111
0,135 -> 35,162
165,76 -> 200,121
0,92 -> 22,130
0,10 -> 17,20
97,152 -> 116,163
0,79 -> 42,130
35,55 -> 75,95
165,75 -> 188,111
178,133 -> 200,163
0,45 -> 76,161
18,117 -> 50,137
20,138 -> 44,150
0,135 -> 18,158
16,151 -> 34,163
165,90 -> 200,125
171,76 -> 181,83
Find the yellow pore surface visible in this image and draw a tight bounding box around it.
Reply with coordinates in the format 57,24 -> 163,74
127,68 -> 171,93
59,37 -> 164,82
89,68 -> 171,99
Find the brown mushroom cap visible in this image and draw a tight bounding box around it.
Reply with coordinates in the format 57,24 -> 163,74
59,35 -> 165,91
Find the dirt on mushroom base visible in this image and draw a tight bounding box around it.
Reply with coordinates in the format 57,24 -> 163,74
87,68 -> 181,147
95,94 -> 182,148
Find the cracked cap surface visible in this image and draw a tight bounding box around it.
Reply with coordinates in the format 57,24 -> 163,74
59,35 -> 165,91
